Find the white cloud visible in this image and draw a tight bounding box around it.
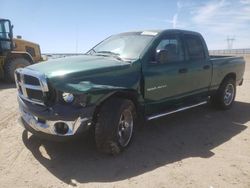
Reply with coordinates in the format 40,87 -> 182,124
172,14 -> 178,29
147,0 -> 250,49
165,13 -> 179,29
177,1 -> 183,9
178,0 -> 250,49
191,0 -> 250,31
240,0 -> 250,4
150,1 -> 184,29
169,1 -> 183,29
192,0 -> 227,23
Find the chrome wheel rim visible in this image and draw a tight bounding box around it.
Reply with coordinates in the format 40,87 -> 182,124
224,83 -> 235,106
117,109 -> 133,147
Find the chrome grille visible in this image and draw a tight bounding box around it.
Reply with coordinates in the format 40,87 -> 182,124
15,68 -> 49,105
23,75 -> 40,85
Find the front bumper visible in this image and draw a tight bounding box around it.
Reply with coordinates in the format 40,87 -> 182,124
20,118 -> 82,141
18,96 -> 95,138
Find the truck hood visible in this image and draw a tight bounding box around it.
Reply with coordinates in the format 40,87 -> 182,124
27,55 -> 138,93
28,55 -> 130,78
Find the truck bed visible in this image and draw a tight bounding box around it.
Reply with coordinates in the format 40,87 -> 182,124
209,55 -> 245,90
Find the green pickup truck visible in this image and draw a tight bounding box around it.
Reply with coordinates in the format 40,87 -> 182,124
15,29 -> 245,154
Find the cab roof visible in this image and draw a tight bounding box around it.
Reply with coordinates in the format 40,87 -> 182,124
118,29 -> 201,37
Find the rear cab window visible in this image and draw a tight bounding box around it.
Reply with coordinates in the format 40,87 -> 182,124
184,34 -> 205,61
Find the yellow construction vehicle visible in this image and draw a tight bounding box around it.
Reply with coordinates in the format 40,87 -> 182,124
0,18 -> 43,82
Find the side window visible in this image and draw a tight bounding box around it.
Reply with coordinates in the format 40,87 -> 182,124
185,35 -> 205,61
155,36 -> 184,63
0,21 -> 10,39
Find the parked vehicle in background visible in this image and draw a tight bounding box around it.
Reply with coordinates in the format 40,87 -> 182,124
15,29 -> 245,155
0,18 -> 43,82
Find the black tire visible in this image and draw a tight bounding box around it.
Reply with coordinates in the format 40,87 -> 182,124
95,98 -> 137,155
210,78 -> 236,110
4,58 -> 31,82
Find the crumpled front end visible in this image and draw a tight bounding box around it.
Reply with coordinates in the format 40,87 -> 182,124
15,68 -> 95,140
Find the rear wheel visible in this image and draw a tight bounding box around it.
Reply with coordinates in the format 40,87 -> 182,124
211,78 -> 236,110
94,98 -> 136,155
4,58 -> 31,82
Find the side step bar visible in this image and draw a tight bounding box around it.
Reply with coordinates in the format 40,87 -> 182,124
147,101 -> 207,121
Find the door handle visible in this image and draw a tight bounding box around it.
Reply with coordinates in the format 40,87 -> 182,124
179,68 -> 188,74
203,65 -> 210,70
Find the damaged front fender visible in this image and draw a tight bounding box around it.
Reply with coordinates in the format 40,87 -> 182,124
65,81 -> 126,93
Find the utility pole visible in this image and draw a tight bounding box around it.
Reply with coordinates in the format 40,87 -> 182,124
226,36 -> 235,50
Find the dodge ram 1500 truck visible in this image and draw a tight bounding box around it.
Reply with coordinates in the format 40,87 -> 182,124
15,29 -> 245,154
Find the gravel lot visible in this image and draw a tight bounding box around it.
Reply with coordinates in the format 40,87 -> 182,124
0,56 -> 249,188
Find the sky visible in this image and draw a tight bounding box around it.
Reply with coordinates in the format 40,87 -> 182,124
1,0 -> 250,53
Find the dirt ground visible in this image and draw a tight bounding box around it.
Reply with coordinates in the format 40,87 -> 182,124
0,56 -> 250,188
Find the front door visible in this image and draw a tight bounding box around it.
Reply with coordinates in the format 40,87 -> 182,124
143,34 -> 188,115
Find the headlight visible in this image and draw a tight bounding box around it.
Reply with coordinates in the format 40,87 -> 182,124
62,92 -> 74,103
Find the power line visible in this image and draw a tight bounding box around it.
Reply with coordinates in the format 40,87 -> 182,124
226,36 -> 235,50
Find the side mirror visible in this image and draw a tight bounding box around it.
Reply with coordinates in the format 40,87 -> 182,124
155,49 -> 168,64
10,25 -> 14,39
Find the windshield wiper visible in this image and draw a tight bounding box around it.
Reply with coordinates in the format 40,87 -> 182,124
85,48 -> 96,55
95,51 -> 123,61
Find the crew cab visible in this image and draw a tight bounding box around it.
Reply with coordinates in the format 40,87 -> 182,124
15,29 -> 245,154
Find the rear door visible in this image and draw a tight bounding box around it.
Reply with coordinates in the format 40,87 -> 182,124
182,34 -> 212,98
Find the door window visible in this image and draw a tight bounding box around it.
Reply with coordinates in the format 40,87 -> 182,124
155,36 -> 184,63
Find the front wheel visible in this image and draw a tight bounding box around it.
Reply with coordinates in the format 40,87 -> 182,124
94,98 -> 136,155
211,78 -> 236,110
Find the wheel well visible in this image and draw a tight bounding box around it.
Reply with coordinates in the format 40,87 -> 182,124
92,90 -> 139,124
7,53 -> 33,64
222,73 -> 236,83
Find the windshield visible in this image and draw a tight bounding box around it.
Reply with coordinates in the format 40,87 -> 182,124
0,20 -> 11,40
89,33 -> 155,60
